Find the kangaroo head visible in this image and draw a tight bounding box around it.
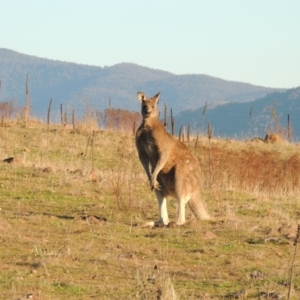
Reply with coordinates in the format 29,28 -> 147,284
137,92 -> 160,119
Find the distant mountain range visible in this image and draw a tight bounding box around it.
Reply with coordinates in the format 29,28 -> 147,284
175,87 -> 300,141
0,48 -> 282,114
1,48 -> 298,139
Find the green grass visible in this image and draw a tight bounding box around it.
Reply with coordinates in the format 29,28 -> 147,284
1,121 -> 300,299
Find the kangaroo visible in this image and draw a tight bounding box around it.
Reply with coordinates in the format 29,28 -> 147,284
135,92 -> 210,227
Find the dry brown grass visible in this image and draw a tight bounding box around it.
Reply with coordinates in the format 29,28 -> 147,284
196,137 -> 300,197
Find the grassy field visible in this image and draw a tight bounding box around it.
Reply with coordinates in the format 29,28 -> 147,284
1,120 -> 300,299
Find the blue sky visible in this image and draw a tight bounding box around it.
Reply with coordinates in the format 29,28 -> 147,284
1,0 -> 300,88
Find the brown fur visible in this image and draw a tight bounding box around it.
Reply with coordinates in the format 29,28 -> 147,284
135,92 -> 210,226
264,133 -> 283,144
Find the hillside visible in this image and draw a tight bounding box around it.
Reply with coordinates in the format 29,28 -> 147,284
1,121 -> 300,298
175,87 -> 300,140
0,48 -> 282,120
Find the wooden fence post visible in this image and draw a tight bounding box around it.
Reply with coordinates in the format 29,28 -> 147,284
47,98 -> 52,126
187,122 -> 191,145
179,125 -> 184,142
208,122 -> 213,140
171,108 -> 175,135
72,109 -> 75,131
164,103 -> 168,129
288,114 -> 291,142
132,121 -> 136,136
60,104 -> 63,125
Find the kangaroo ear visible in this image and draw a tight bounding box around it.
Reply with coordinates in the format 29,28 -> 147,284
137,92 -> 147,102
153,93 -> 160,104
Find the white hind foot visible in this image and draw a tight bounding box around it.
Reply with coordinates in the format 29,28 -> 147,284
155,219 -> 169,227
141,220 -> 168,228
176,220 -> 186,226
141,221 -> 155,227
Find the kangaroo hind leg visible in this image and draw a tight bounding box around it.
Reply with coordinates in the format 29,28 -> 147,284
154,190 -> 169,226
142,190 -> 169,227
175,195 -> 191,226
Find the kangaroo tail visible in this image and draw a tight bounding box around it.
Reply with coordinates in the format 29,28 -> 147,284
188,195 -> 210,220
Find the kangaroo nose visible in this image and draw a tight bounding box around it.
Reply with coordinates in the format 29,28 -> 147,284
143,105 -> 150,113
